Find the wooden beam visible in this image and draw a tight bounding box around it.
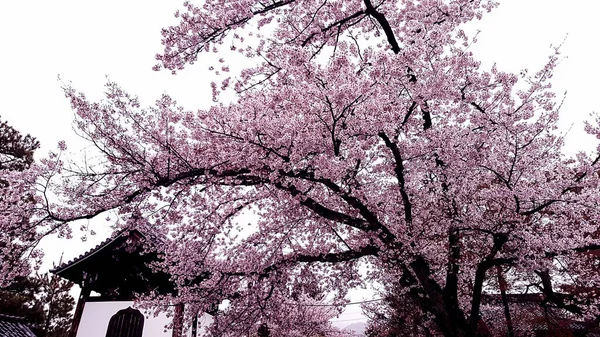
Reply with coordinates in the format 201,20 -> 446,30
68,282 -> 91,337
191,312 -> 198,337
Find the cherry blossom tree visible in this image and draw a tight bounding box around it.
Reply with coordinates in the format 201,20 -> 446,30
4,0 -> 600,336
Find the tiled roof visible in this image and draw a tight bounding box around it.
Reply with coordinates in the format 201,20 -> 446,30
50,227 -> 163,275
50,229 -> 132,274
0,314 -> 37,337
49,226 -> 176,298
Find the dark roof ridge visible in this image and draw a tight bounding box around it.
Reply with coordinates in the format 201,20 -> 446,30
0,314 -> 27,322
50,226 -> 163,275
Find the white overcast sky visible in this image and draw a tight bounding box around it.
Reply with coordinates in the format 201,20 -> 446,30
1,0 -> 599,328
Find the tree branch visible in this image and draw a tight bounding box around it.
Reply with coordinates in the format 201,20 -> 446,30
279,169 -> 398,245
378,132 -> 412,224
470,233 -> 513,331
363,0 -> 400,54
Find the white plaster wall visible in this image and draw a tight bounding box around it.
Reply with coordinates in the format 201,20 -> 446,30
194,314 -> 214,337
76,301 -> 213,337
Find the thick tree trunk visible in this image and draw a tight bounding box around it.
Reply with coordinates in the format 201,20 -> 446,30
496,266 -> 515,337
172,303 -> 185,337
409,257 -> 476,337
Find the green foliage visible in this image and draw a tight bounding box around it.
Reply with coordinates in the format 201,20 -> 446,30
0,117 -> 39,172
0,276 -> 45,326
0,272 -> 75,337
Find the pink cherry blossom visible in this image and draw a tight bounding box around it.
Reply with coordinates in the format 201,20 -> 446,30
3,0 -> 600,335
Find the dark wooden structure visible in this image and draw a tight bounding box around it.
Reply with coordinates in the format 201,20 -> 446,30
51,229 -> 181,337
480,293 -> 599,336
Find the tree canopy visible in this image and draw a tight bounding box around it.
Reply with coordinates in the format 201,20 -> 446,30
0,118 -> 39,172
0,118 -> 41,283
2,0 -> 600,336
0,119 -> 73,337
0,273 -> 74,337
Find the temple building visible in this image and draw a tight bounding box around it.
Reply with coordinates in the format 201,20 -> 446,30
0,314 -> 38,337
51,229 -> 213,337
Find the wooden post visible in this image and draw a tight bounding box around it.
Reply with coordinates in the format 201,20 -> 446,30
191,311 -> 198,337
69,281 -> 91,337
172,303 -> 185,337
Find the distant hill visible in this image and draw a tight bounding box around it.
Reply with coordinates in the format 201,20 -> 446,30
344,322 -> 366,336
